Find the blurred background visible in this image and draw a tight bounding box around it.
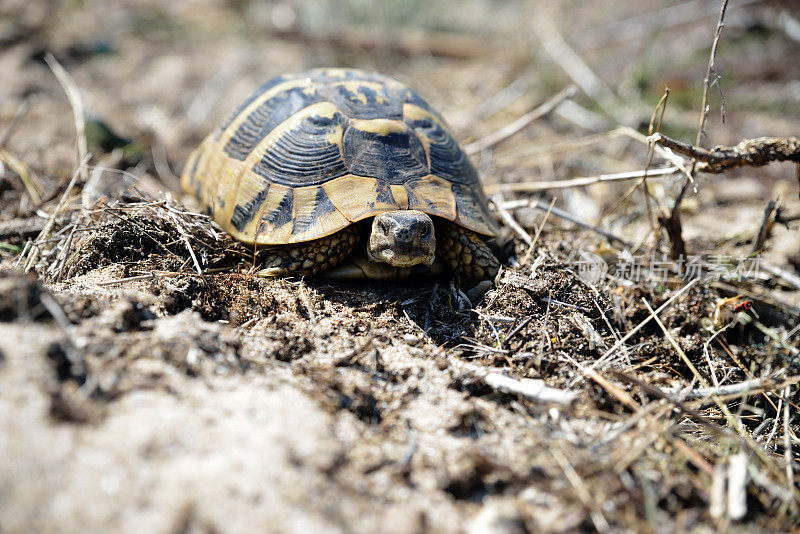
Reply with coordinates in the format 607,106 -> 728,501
1,0 -> 800,265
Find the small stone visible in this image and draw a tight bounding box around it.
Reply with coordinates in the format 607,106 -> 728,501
186,347 -> 201,368
468,499 -> 526,534
403,333 -> 420,344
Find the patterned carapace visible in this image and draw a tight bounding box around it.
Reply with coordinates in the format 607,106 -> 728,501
181,68 -> 499,245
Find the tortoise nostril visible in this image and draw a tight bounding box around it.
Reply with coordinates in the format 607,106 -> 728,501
393,228 -> 412,245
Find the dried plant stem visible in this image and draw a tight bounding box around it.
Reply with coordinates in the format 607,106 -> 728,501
465,85 -> 576,155
760,262 -> 800,292
0,148 -> 44,204
45,53 -> 88,184
783,386 -> 794,509
552,447 -> 611,532
0,96 -> 32,147
23,155 -> 90,272
651,133 -> 800,174
696,0 -> 729,148
615,371 -> 800,504
491,196 -> 533,246
520,197 -> 556,265
689,377 -> 800,409
666,378 -> 766,399
641,298 -> 708,388
0,218 -> 46,239
668,435 -> 715,476
664,0 -> 729,260
641,297 -> 752,436
559,351 -> 640,410
481,368 -> 577,405
640,90 -> 670,248
585,279 -> 698,374
533,8 -> 620,121
486,167 -> 678,194
499,198 -> 634,248
751,199 -> 777,254
618,126 -> 694,186
493,127 -> 628,165
22,54 -> 93,272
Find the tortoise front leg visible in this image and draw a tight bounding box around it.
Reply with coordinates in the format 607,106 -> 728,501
256,225 -> 360,277
436,221 -> 500,286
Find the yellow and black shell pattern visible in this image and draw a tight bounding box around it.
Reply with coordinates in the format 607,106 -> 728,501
181,68 -> 499,245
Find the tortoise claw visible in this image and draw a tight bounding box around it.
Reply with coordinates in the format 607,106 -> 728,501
466,280 -> 494,303
322,254 -> 412,280
256,266 -> 289,277
321,255 -> 447,280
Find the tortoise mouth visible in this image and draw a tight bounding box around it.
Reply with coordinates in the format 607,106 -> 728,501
370,247 -> 435,268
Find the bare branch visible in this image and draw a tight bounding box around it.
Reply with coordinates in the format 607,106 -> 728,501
465,85 -> 576,155
652,133 -> 800,174
458,361 -> 577,406
695,0 -> 729,147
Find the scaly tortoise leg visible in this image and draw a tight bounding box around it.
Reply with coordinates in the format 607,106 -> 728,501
436,220 -> 500,286
256,225 -> 360,277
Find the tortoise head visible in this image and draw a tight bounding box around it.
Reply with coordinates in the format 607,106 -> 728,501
367,210 -> 436,268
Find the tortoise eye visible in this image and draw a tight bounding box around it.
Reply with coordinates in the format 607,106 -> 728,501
420,225 -> 431,239
378,219 -> 390,234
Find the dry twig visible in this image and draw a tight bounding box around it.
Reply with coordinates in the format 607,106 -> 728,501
783,386 -> 794,510
662,0 -> 730,260
760,262 -> 800,292
457,361 -> 577,406
666,377 -> 766,399
532,8 -> 620,121
728,453 -> 748,521
0,217 -> 47,239
0,148 -> 44,204
23,155 -> 90,272
497,198 -> 634,248
651,133 -> 800,175
45,53 -> 88,184
584,279 -> 699,374
751,199 -> 777,255
490,196 -> 533,247
485,167 -> 678,194
0,96 -> 32,147
465,85 -> 576,155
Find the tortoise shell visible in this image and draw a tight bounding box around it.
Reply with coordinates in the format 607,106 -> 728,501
181,68 -> 498,245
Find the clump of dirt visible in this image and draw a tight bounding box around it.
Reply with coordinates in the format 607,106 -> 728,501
473,265 -> 617,367
154,274 -> 311,322
57,199 -> 234,280
0,271 -> 51,321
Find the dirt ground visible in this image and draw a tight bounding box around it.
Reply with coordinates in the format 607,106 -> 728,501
1,1 -> 800,532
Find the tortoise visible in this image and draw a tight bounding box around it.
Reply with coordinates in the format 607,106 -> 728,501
181,68 -> 500,286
